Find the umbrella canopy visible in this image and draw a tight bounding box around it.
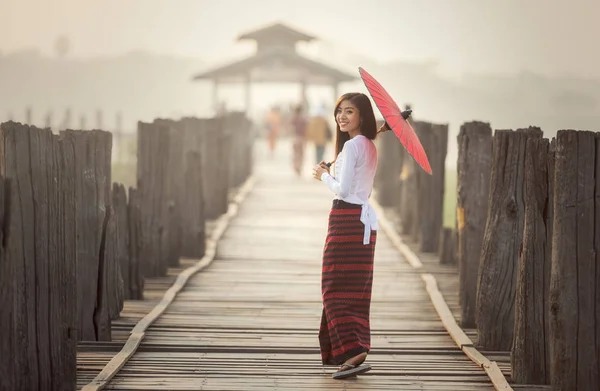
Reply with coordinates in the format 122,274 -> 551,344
358,67 -> 432,175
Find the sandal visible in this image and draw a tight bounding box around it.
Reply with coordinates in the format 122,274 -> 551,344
331,362 -> 372,380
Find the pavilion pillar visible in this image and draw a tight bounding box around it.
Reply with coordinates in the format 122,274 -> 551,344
332,81 -> 340,102
212,79 -> 219,114
300,80 -> 308,110
244,73 -> 251,114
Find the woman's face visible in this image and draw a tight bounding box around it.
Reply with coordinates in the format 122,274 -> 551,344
335,100 -> 360,134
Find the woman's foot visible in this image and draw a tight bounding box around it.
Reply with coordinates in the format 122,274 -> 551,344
332,352 -> 371,379
336,352 -> 367,373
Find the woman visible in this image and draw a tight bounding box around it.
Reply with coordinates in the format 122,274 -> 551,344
312,92 -> 388,380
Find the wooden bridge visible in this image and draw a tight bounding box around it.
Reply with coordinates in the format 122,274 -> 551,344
1,115 -> 597,391
75,139 -> 506,391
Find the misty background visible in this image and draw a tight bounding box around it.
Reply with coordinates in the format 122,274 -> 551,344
2,0 -> 599,166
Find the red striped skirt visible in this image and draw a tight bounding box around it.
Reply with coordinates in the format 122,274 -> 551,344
319,199 -> 377,365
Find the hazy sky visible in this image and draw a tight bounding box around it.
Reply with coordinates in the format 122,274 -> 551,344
2,0 -> 599,78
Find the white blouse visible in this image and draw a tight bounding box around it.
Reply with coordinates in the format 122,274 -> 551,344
320,134 -> 379,244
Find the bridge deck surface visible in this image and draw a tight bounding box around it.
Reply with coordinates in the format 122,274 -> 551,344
77,140 -> 495,390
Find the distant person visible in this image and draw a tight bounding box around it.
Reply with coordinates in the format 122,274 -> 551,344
290,104 -> 308,176
264,106 -> 282,158
306,105 -> 332,164
311,92 -> 391,380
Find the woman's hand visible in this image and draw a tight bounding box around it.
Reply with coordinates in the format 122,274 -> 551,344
313,161 -> 330,180
378,122 -> 392,133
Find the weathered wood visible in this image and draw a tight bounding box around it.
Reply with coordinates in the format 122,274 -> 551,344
181,150 -> 206,258
112,184 -> 131,299
0,123 -> 78,390
127,187 -> 144,300
198,118 -> 225,219
94,203 -> 116,341
398,152 -> 416,235
439,227 -> 457,265
511,137 -> 554,385
549,130 -> 599,391
65,129 -> 115,342
417,123 -> 448,252
476,127 -> 542,350
216,130 -> 233,216
0,178 -> 13,390
55,130 -> 79,390
137,121 -> 170,277
375,129 -> 403,207
77,141 -> 501,390
456,121 -> 492,328
154,119 -> 184,268
224,112 -> 253,189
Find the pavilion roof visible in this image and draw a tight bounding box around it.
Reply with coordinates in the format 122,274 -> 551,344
192,47 -> 358,85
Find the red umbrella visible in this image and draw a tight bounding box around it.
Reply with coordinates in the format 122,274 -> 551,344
358,66 -> 432,175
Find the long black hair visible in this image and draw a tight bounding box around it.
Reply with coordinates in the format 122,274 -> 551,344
332,92 -> 377,162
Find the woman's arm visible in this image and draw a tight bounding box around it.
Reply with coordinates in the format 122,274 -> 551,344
320,142 -> 358,198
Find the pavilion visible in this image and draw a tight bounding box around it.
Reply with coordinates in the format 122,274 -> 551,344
191,22 -> 358,112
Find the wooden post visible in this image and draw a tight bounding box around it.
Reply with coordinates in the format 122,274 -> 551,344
153,119 -> 184,268
115,112 -> 123,162
181,150 -> 206,258
44,111 -> 52,129
476,127 -> 542,350
549,130 -> 600,391
457,121 -> 492,327
25,106 -> 32,124
113,183 -> 131,299
127,187 -> 144,299
217,128 -> 232,215
417,123 -> 448,252
511,137 -> 554,385
374,130 -> 402,207
137,121 -> 170,277
62,129 -> 116,341
438,227 -> 457,265
398,153 -> 416,235
410,121 -> 432,243
202,118 -> 225,219
0,123 -> 78,390
0,178 -> 14,390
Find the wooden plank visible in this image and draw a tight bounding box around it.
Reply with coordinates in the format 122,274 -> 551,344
420,273 -> 474,348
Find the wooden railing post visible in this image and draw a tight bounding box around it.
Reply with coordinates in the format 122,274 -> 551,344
416,122 -> 448,252
0,122 -> 78,390
398,151 -> 416,235
181,150 -> 206,258
127,187 -> 144,299
438,227 -> 457,265
511,137 -> 554,385
456,121 -> 492,327
549,130 -> 599,391
113,183 -> 132,299
476,127 -> 542,350
375,129 -> 403,207
137,121 -> 170,277
0,178 -> 14,390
